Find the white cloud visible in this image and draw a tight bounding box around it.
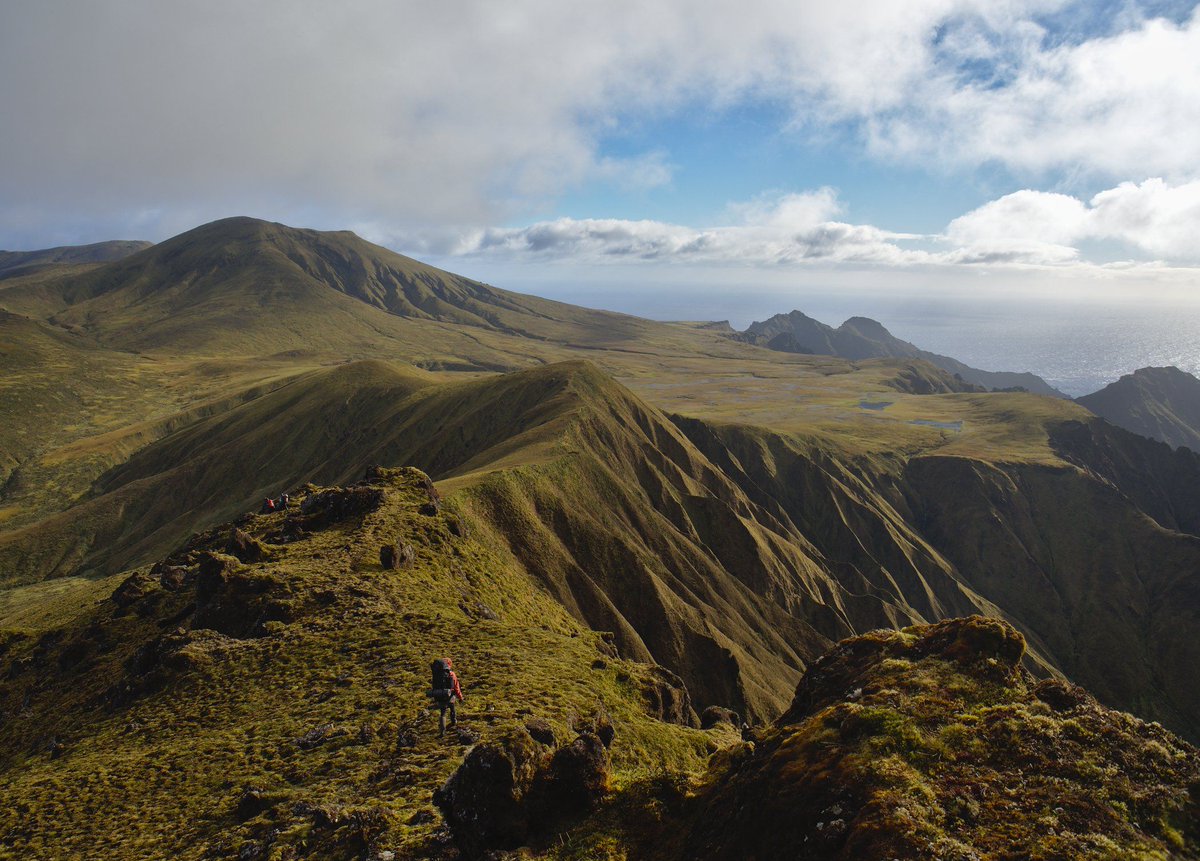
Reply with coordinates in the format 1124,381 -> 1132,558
443,191 -> 927,266
0,0 -> 1072,245
874,10 -> 1200,179
946,178 -> 1200,262
3,0 -> 1199,251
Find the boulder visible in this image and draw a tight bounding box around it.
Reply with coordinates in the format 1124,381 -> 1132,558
523,718 -> 556,747
641,665 -> 700,727
433,727 -> 551,858
537,732 -> 611,818
381,543 -> 415,569
225,528 -> 273,564
701,705 -> 741,730
111,571 -> 158,608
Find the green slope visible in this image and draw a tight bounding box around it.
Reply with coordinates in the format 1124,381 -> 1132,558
675,617 -> 1200,860
0,240 -> 151,280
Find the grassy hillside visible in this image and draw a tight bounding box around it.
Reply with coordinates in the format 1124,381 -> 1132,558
1,217 -> 759,369
6,357 -> 1200,744
3,218 -> 1200,858
1078,365 -> 1200,453
0,240 -> 151,280
0,468 -> 721,860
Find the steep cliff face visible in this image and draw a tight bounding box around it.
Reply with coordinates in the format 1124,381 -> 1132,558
673,413 -> 1200,740
1078,366 -> 1200,452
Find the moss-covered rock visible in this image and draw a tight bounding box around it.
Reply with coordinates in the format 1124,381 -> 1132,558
680,616 -> 1200,860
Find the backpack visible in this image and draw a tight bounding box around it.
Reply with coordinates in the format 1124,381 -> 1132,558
430,659 -> 452,700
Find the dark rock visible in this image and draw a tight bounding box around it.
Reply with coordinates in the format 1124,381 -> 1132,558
456,727 -> 481,746
538,732 -> 610,818
157,565 -> 191,591
701,705 -> 741,730
226,528 -> 273,564
596,631 -> 619,658
594,709 -> 615,749
591,658 -> 608,670
641,665 -> 700,727
294,724 -> 349,751
914,615 -> 1026,668
446,515 -> 469,538
523,718 -> 556,747
47,736 -> 66,759
236,787 -> 271,821
407,809 -> 435,826
193,556 -> 292,638
459,599 -> 497,621
111,571 -> 158,608
434,728 -> 550,858
419,502 -> 440,517
1033,678 -> 1091,712
380,544 -> 400,569
297,487 -> 385,528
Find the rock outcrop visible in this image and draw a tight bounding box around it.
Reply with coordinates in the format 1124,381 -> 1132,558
682,617 -> 1200,860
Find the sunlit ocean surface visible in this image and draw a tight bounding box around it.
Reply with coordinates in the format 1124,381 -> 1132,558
543,288 -> 1200,399
856,302 -> 1200,398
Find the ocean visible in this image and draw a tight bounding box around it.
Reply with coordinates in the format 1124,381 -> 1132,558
828,298 -> 1200,398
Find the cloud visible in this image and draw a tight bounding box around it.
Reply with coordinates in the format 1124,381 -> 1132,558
442,190 -> 927,265
872,9 -> 1200,179
947,178 -> 1200,261
2,1 -> 1198,248
416,178 -> 1200,271
0,1 -> 1074,239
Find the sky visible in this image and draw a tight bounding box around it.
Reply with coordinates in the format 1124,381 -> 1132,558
3,0 -> 1200,324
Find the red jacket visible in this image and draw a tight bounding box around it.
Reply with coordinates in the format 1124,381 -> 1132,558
448,669 -> 464,701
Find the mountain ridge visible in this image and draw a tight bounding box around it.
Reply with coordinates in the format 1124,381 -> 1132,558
738,308 -> 1066,397
1077,365 -> 1200,453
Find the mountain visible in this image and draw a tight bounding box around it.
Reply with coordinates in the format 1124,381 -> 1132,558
739,309 -> 1066,397
4,487 -> 1196,860
6,356 -> 1200,740
0,217 -> 741,367
0,240 -> 152,280
4,216 -> 1200,856
1077,365 -> 1200,452
0,468 -> 714,860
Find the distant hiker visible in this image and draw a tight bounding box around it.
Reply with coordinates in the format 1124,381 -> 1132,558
275,492 -> 290,510
260,497 -> 275,514
430,657 -> 464,736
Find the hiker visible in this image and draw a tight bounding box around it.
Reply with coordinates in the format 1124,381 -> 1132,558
275,492 -> 290,510
260,497 -> 275,514
430,657 -> 464,736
